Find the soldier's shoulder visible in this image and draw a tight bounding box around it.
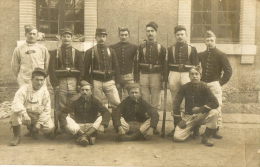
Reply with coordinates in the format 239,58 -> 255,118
215,48 -> 226,56
110,42 -> 120,48
70,93 -> 82,102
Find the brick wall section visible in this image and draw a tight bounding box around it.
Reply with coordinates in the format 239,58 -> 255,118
0,1 -> 19,84
240,0 -> 256,45
19,0 -> 36,40
177,0 -> 191,42
84,0 -> 97,42
97,0 -> 178,46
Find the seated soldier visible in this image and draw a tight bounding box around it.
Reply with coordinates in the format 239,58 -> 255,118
112,83 -> 159,141
9,68 -> 54,146
61,80 -> 110,146
173,66 -> 219,147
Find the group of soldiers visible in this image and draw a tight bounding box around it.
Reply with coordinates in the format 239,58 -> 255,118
9,21 -> 232,147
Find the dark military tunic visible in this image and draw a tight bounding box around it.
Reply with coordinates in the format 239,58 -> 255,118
111,42 -> 138,75
168,42 -> 199,69
199,47 -> 232,86
173,81 -> 219,116
49,45 -> 84,88
71,95 -> 110,127
112,97 -> 159,128
84,44 -> 120,83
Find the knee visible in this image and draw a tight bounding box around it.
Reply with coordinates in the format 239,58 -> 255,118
173,134 -> 186,142
209,109 -> 219,118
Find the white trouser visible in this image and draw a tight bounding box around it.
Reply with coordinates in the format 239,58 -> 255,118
140,73 -> 161,110
65,116 -> 103,135
207,81 -> 222,127
174,109 -> 219,141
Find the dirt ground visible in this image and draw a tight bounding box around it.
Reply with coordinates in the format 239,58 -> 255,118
0,118 -> 259,167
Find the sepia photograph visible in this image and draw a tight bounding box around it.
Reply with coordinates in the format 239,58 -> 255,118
0,0 -> 259,166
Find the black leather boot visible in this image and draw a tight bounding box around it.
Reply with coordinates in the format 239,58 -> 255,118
9,125 -> 21,146
201,128 -> 214,147
212,127 -> 223,139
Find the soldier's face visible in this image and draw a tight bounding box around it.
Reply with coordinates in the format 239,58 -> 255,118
189,69 -> 201,82
31,75 -> 45,90
119,31 -> 129,42
205,37 -> 216,48
96,34 -> 107,44
146,27 -> 157,41
129,88 -> 141,101
81,85 -> 92,97
61,33 -> 72,45
26,29 -> 38,44
175,30 -> 187,43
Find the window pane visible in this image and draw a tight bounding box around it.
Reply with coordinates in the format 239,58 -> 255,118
192,0 -> 211,11
64,9 -> 75,21
37,0 -> 84,38
216,25 -> 239,41
193,12 -> 211,24
218,0 -> 239,11
74,22 -> 84,34
191,25 -> 212,38
217,12 -> 238,24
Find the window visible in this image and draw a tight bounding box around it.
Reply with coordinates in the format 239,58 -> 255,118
191,0 -> 240,43
36,0 -> 84,41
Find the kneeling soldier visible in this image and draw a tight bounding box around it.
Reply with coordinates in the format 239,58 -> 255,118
62,80 -> 110,146
173,66 -> 219,147
112,83 -> 159,141
9,68 -> 54,146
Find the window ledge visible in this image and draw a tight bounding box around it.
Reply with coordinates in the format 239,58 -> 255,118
17,40 -> 95,52
191,43 -> 257,55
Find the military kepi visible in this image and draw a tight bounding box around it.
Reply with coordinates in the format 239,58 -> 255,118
146,21 -> 158,31
205,30 -> 216,38
96,28 -> 108,35
174,25 -> 186,33
80,80 -> 91,87
32,67 -> 47,78
61,28 -> 73,36
24,25 -> 37,33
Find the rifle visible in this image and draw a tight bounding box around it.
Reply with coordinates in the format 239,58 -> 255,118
161,33 -> 169,137
54,40 -> 61,135
134,18 -> 140,82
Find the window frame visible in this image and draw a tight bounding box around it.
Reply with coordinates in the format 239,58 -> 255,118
36,0 -> 84,40
191,0 -> 240,43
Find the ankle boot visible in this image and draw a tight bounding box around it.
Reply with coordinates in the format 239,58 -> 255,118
192,125 -> 201,139
201,128 -> 214,147
212,127 -> 223,139
10,125 -> 21,146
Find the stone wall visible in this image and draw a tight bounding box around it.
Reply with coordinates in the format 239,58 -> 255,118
0,1 -> 19,84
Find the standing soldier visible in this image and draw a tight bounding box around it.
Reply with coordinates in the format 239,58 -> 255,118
199,30 -> 232,139
49,28 -> 84,130
111,27 -> 138,99
84,28 -> 121,109
11,25 -> 50,87
167,25 -> 199,136
136,21 -> 166,111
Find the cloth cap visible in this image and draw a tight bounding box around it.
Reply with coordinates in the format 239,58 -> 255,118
80,80 -> 91,87
24,25 -> 37,33
32,68 -> 47,78
126,83 -> 141,92
61,28 -> 73,36
118,27 -> 130,33
205,30 -> 216,38
189,66 -> 202,74
146,21 -> 158,31
96,28 -> 108,35
174,25 -> 186,33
